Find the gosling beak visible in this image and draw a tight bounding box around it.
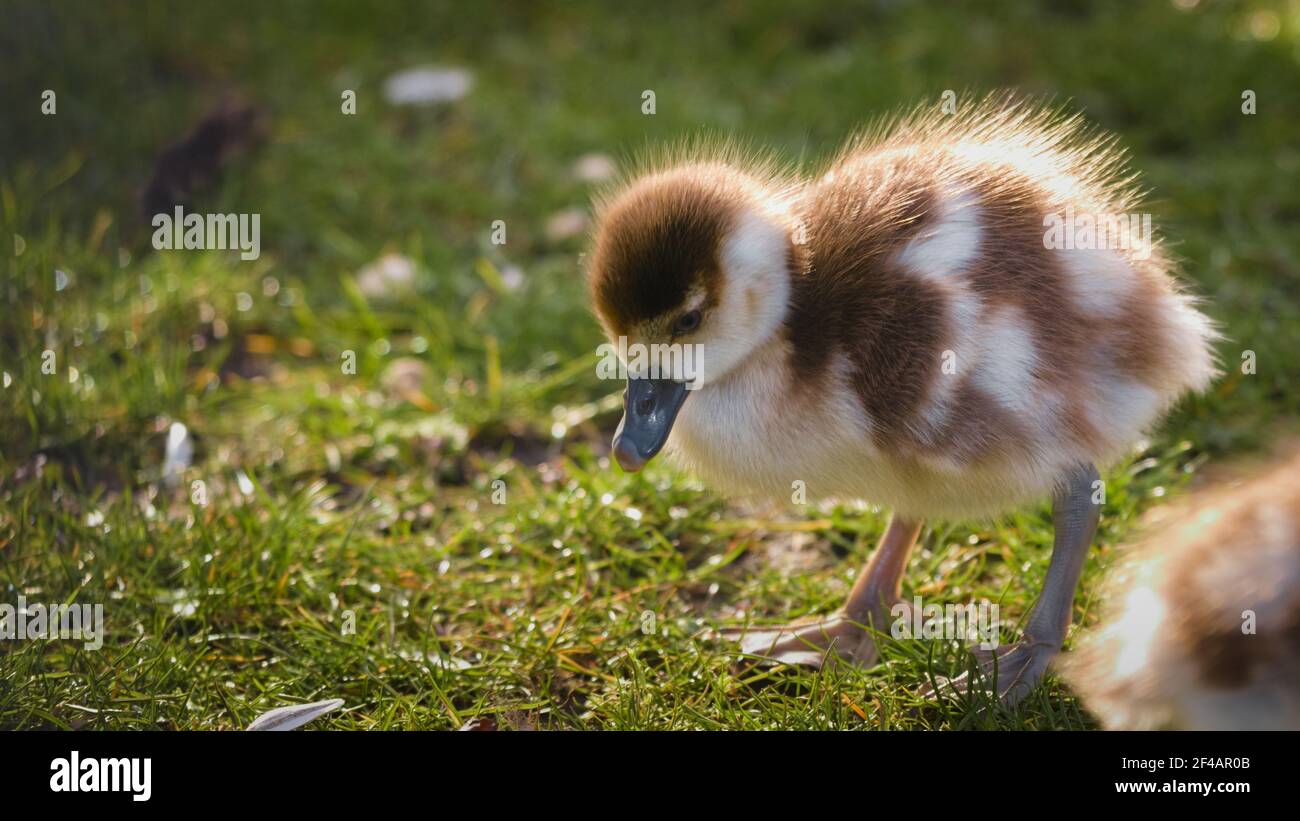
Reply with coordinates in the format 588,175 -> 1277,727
611,376 -> 690,472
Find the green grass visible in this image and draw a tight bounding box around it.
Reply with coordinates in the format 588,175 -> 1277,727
2,0 -> 1298,729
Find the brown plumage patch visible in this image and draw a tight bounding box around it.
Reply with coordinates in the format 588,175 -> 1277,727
1191,625 -> 1257,689
1105,257 -> 1185,390
587,165 -> 743,337
1167,465 -> 1300,692
786,149 -> 941,445
929,377 -> 1028,465
961,173 -> 1108,454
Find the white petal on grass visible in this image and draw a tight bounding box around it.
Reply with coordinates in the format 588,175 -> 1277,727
356,252 -> 417,298
383,66 -> 473,106
573,153 -> 617,183
247,698 -> 345,731
545,208 -> 588,242
380,356 -> 432,396
398,649 -> 474,670
162,422 -> 192,487
500,264 -> 525,292
428,654 -> 473,671
235,469 -> 255,497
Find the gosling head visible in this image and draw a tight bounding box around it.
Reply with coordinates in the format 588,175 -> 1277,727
587,162 -> 799,472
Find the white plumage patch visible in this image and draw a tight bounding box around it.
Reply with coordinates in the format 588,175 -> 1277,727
972,305 -> 1040,419
1158,291 -> 1220,393
898,190 -> 983,436
1085,377 -> 1161,461
1057,246 -> 1137,317
671,344 -> 882,504
699,207 -> 792,386
897,190 -> 982,280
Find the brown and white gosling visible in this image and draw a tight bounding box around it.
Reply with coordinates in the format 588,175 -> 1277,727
585,97 -> 1217,704
1063,450 -> 1300,729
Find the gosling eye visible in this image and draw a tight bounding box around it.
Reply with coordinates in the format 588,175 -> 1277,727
672,309 -> 702,335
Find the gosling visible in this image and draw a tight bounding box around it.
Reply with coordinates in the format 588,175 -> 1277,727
586,96 -> 1217,704
1064,450 -> 1300,729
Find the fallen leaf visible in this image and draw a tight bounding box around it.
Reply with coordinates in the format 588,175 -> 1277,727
140,95 -> 269,217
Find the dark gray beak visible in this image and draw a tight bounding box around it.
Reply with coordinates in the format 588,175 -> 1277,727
611,376 -> 690,472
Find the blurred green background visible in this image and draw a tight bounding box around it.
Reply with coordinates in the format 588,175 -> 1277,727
1,0 -> 1297,729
